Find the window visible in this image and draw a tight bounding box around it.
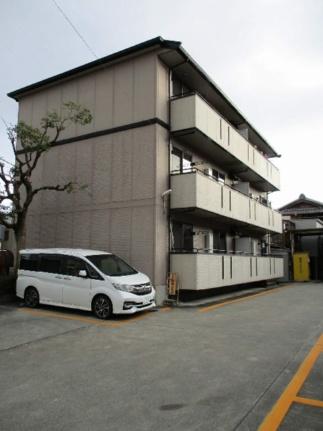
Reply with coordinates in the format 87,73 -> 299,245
182,153 -> 192,172
171,147 -> 192,173
39,254 -> 62,274
171,147 -> 182,172
61,256 -> 87,277
20,254 -> 39,271
172,221 -> 194,251
218,173 -> 225,184
88,265 -> 102,280
212,169 -> 218,180
212,169 -> 225,184
171,75 -> 190,97
86,254 -> 137,277
213,231 -> 226,252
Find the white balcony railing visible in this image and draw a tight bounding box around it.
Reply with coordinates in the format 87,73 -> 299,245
171,94 -> 280,191
171,171 -> 282,233
171,253 -> 284,290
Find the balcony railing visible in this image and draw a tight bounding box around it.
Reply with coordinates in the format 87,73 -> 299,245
170,170 -> 282,233
170,93 -> 280,191
171,253 -> 284,290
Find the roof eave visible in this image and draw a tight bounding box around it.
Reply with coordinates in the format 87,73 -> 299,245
7,36 -> 181,101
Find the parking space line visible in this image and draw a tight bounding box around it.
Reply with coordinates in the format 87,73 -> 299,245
19,308 -> 121,328
18,307 -> 166,328
258,334 -> 323,431
159,306 -> 172,312
200,285 -> 293,313
294,396 -> 323,408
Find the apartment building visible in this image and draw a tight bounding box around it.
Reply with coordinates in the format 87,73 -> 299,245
8,37 -> 283,303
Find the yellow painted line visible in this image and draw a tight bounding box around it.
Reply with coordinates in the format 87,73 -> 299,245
19,306 -> 166,328
200,285 -> 293,313
294,396 -> 323,408
258,334 -> 323,431
19,308 -> 121,328
159,306 -> 172,312
114,311 -> 153,325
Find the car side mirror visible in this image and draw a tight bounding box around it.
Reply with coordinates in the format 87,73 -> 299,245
79,269 -> 88,278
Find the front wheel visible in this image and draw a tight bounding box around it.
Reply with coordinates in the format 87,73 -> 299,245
92,295 -> 112,320
24,287 -> 39,308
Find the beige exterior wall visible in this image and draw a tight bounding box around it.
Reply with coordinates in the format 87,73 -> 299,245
18,50 -> 164,146
18,50 -> 171,302
25,124 -> 169,295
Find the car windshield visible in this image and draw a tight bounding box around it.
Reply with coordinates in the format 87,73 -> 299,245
86,254 -> 138,276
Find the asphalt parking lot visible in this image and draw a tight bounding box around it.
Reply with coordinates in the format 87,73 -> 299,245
1,282 -> 323,430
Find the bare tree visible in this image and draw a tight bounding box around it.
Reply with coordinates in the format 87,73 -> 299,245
0,102 -> 92,270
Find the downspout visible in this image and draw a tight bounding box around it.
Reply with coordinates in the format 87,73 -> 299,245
167,67 -> 171,298
167,59 -> 189,299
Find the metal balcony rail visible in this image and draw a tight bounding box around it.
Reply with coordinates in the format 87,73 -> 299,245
170,248 -> 279,257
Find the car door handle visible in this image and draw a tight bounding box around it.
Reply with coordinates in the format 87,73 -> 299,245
55,276 -> 63,279
63,277 -> 71,280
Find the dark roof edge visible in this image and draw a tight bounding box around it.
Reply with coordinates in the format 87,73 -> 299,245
7,36 -> 181,101
279,196 -> 323,211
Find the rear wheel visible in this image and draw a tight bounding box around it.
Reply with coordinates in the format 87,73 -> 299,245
24,287 -> 39,308
92,295 -> 112,320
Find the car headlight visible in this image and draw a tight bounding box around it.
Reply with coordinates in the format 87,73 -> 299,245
112,282 -> 134,293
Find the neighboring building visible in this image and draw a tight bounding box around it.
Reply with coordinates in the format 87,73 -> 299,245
8,37 -> 283,303
279,194 -> 323,280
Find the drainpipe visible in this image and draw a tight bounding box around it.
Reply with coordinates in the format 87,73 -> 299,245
167,67 -> 172,299
167,59 -> 189,300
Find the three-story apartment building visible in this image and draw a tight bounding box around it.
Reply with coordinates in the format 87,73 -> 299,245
8,37 -> 283,303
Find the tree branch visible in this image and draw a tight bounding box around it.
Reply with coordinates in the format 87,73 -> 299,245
32,182 -> 74,197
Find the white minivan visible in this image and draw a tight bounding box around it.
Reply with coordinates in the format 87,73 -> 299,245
16,249 -> 156,319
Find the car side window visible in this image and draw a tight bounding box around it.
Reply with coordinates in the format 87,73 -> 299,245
20,254 -> 39,271
39,254 -> 62,274
86,263 -> 103,280
61,256 -> 87,277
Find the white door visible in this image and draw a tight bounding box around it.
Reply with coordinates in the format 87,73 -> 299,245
61,256 -> 92,309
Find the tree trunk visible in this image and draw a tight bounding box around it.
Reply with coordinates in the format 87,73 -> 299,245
14,218 -> 26,275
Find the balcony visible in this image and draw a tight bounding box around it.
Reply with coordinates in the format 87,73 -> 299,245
171,171 -> 282,234
171,253 -> 284,290
170,94 -> 280,192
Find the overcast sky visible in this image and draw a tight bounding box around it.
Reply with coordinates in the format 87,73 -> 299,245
1,0 -> 323,208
